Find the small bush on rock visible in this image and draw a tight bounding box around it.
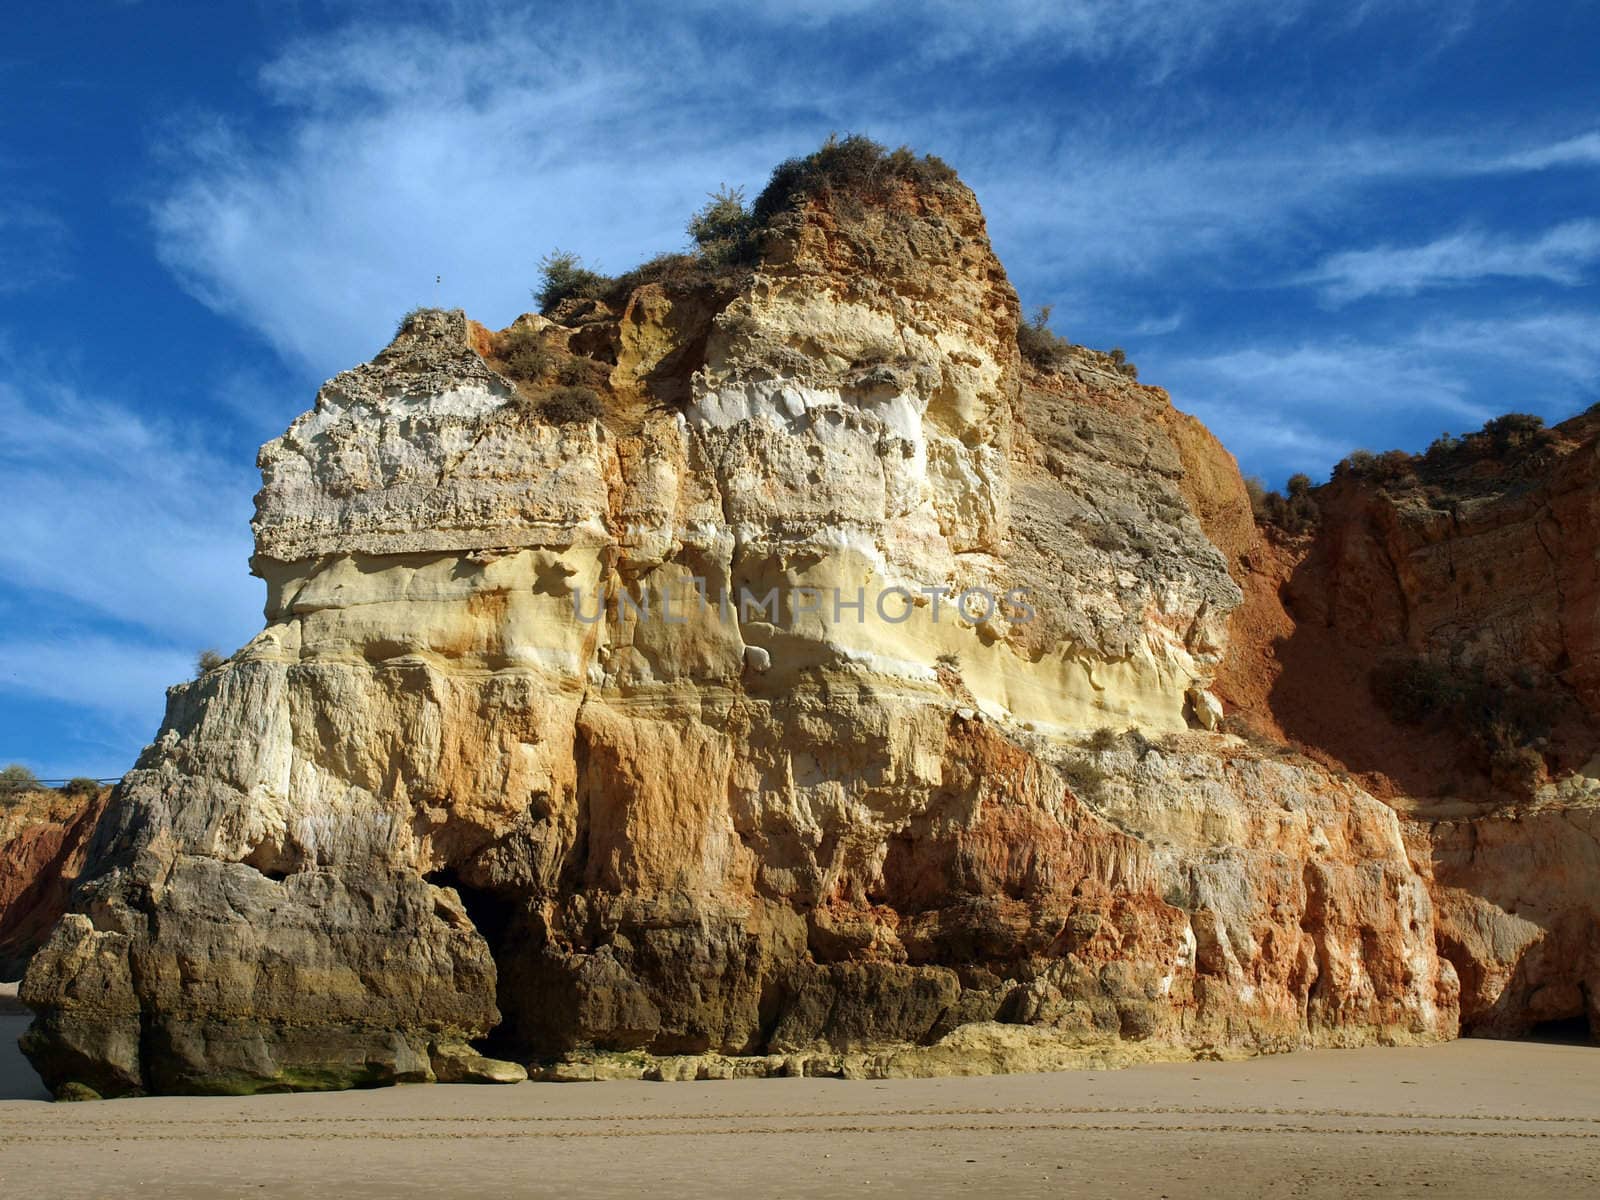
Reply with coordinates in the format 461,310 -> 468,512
1370,654 -> 1554,798
395,306 -> 445,337
1247,472 -> 1320,534
688,186 -> 758,266
535,251 -> 611,314
0,763 -> 41,798
494,325 -> 556,381
752,134 -> 957,223
1481,412 -> 1549,455
539,386 -> 603,425
1018,305 -> 1074,371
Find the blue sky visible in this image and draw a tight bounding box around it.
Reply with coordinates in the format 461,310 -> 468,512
3,0 -> 1597,777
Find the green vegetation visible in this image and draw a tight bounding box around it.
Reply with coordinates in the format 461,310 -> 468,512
1335,413 -> 1556,491
196,649 -> 225,676
1017,305 -> 1138,379
686,185 -> 758,266
1087,726 -> 1120,753
750,133 -> 957,223
556,356 -> 607,388
494,324 -> 557,381
1058,756 -> 1110,802
539,386 -> 603,425
1017,305 -> 1072,370
0,763 -> 41,799
534,250 -> 611,314
395,305 -> 445,337
63,776 -> 101,797
1482,412 -> 1549,454
1245,472 -> 1319,535
522,137 -> 969,325
1370,654 -> 1553,796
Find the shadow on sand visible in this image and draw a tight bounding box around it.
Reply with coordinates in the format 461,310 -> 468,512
0,1015 -> 48,1101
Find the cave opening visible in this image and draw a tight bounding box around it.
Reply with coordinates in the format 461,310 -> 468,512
423,868 -> 524,1058
1523,1015 -> 1595,1046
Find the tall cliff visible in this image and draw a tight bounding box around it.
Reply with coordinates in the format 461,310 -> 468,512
22,145 -> 1462,1097
1220,411 -> 1600,1039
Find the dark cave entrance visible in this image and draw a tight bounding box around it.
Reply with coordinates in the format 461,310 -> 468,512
423,868 -> 524,1058
1523,1015 -> 1595,1046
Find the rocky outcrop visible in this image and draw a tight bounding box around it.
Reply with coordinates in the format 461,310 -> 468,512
1219,413 -> 1600,1043
0,787 -> 107,980
1260,415 -> 1600,799
22,146 -> 1465,1097
1417,794 -> 1600,1039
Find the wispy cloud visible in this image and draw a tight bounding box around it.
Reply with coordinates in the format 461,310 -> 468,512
1306,220 -> 1600,303
0,635 -> 192,723
0,197 -> 70,293
150,18 -> 806,372
1498,129 -> 1600,171
704,0 -> 1470,79
146,4 -> 1522,376
0,367 -> 261,652
1158,309 -> 1600,482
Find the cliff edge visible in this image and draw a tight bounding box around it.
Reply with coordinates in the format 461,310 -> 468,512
21,142 -> 1476,1095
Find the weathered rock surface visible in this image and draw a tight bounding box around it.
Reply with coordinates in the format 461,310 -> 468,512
1219,413 -> 1600,1043
22,149 -> 1476,1096
0,787 -> 107,980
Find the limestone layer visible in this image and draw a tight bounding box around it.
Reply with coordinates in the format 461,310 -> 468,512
22,163 -> 1461,1096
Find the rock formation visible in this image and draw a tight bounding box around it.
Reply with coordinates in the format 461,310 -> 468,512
1,786 -> 107,981
25,141 -> 1594,1098
1221,414 -> 1600,1041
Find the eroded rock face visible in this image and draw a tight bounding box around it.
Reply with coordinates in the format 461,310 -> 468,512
22,163 -> 1462,1096
0,787 -> 107,980
1218,414 -> 1600,1044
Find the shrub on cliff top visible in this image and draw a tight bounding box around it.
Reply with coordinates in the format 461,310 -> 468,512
687,185 -> 759,266
1017,306 -> 1139,379
1246,472 -> 1319,535
492,325 -> 557,381
395,306 -> 445,337
63,776 -> 102,797
0,763 -> 40,797
1018,305 -> 1074,371
1481,412 -> 1548,454
1334,447 -> 1415,488
535,250 -> 611,314
751,134 -> 958,223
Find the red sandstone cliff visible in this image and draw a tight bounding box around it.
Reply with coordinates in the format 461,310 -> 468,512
1,787 -> 108,980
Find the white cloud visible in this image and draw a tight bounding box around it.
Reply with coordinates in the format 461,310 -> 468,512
150,18 -> 810,374
1410,311 -> 1600,384
1168,341 -> 1484,460
0,635 -> 191,724
705,0 -> 1463,79
1156,309 -> 1600,482
146,5 -> 1518,377
1306,220 -> 1600,303
1498,130 -> 1600,171
0,371 -> 262,652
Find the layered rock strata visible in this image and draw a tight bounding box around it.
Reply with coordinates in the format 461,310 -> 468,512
1218,414 -> 1600,1043
22,158 -> 1463,1096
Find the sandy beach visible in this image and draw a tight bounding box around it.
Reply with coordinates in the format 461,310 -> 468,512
2,1013 -> 1595,1199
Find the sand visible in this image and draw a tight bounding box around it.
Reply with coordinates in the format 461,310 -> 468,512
2,1013 -> 1596,1199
